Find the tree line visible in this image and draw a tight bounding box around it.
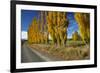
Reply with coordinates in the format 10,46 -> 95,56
28,11 -> 90,46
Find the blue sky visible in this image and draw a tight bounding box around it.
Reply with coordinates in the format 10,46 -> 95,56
21,10 -> 79,39
21,10 -> 39,31
67,12 -> 79,38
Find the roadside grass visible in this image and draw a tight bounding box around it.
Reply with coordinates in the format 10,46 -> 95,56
29,41 -> 90,60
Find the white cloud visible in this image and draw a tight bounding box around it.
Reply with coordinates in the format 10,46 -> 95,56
21,31 -> 28,40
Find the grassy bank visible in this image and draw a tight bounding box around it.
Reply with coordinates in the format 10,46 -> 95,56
29,43 -> 90,61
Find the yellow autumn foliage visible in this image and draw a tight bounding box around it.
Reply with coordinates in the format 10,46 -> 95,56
74,13 -> 90,43
72,31 -> 80,41
28,17 -> 48,44
47,11 -> 69,46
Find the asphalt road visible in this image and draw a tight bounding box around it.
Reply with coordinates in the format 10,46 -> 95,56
21,44 -> 45,63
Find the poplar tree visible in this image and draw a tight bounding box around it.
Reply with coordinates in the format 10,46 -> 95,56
74,13 -> 90,43
72,31 -> 80,41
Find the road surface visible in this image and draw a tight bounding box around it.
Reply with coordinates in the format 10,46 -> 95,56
21,44 -> 45,63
